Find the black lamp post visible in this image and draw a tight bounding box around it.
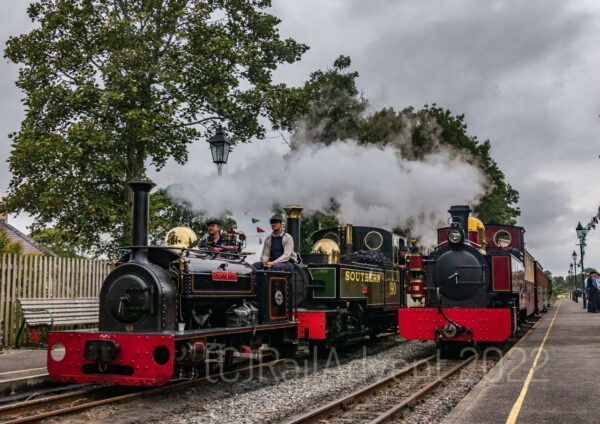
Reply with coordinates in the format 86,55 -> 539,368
575,221 -> 586,308
572,250 -> 578,301
569,264 -> 573,299
207,126 -> 232,176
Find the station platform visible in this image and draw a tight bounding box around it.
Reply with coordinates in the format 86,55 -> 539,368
444,298 -> 599,424
0,348 -> 51,396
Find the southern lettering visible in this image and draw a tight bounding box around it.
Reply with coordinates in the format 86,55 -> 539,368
343,270 -> 383,283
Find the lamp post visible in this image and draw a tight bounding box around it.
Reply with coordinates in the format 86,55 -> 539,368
576,221 -> 586,308
569,264 -> 573,299
207,126 -> 232,176
572,250 -> 578,302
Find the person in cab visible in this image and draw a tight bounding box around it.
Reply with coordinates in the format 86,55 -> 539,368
253,215 -> 296,272
199,218 -> 224,248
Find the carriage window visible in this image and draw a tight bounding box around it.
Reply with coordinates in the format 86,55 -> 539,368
364,231 -> 384,250
494,230 -> 512,247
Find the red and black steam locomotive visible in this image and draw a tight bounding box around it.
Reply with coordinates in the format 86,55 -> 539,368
47,180 -> 407,386
398,205 -> 551,356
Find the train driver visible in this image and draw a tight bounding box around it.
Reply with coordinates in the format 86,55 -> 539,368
253,215 -> 297,272
199,218 -> 224,247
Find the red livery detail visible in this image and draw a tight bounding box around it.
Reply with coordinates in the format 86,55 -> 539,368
492,256 -> 511,291
296,311 -> 326,339
468,230 -> 479,243
408,254 -> 423,271
211,270 -> 238,281
398,308 -> 512,342
47,331 -> 174,386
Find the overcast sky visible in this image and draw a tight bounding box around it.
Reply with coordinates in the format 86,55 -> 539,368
2,1 -> 600,275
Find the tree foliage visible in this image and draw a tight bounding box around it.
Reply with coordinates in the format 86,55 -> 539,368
29,228 -> 82,257
297,56 -> 520,225
299,199 -> 340,254
149,188 -> 235,246
0,228 -> 24,255
5,0 -> 308,254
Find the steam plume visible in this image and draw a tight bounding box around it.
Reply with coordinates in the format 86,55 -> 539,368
166,137 -> 487,247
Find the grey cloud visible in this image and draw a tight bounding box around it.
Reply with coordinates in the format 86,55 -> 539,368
2,1 -> 599,274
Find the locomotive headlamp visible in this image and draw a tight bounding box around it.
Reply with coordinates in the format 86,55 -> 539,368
448,229 -> 463,244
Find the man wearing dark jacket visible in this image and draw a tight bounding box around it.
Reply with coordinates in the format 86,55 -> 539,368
253,215 -> 297,272
585,272 -> 598,313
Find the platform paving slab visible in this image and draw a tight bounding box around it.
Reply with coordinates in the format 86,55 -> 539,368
0,348 -> 53,396
443,298 -> 600,424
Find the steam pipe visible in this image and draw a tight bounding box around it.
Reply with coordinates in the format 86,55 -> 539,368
128,179 -> 156,262
284,205 -> 303,253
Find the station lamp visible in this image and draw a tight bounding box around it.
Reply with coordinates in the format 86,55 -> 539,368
576,222 -> 584,240
207,126 -> 232,176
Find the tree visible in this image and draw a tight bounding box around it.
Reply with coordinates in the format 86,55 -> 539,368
551,275 -> 567,296
425,106 -> 520,224
0,228 -> 24,255
29,228 -> 82,257
149,188 -> 235,246
5,0 -> 309,254
296,55 -> 367,144
299,199 -> 340,254
297,56 -> 520,225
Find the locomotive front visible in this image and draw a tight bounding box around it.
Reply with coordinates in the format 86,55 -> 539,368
47,180 -> 298,386
398,205 -> 513,350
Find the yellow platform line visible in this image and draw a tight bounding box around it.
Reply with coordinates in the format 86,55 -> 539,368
0,367 -> 46,376
505,299 -> 562,424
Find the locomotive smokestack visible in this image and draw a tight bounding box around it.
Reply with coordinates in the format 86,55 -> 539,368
128,179 -> 156,261
284,205 -> 303,254
448,205 -> 471,230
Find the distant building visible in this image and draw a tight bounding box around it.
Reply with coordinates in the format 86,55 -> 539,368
0,197 -> 53,256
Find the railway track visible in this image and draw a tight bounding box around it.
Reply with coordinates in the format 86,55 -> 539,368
285,354 -> 475,424
0,359 -> 285,424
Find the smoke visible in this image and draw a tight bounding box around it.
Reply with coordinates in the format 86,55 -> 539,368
166,137 -> 487,247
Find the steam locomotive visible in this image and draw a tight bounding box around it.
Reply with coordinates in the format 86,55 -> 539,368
398,205 -> 551,356
47,180 -> 407,386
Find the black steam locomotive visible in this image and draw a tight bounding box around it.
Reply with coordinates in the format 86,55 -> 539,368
47,180 -> 407,386
398,205 -> 551,356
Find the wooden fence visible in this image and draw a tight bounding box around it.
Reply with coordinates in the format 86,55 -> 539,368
0,254 -> 112,347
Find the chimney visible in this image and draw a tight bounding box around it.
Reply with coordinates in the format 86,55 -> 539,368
448,205 -> 471,231
0,197 -> 6,223
128,180 -> 156,262
284,205 -> 303,253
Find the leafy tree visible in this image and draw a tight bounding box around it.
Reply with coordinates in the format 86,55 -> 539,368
4,0 -> 309,254
0,228 -> 24,255
299,199 -> 340,254
297,55 -> 367,144
298,56 -> 520,225
425,106 -> 520,224
149,188 -> 235,246
551,275 -> 568,296
29,228 -> 82,257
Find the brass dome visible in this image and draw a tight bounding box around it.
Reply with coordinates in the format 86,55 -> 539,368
311,238 -> 341,264
164,226 -> 198,249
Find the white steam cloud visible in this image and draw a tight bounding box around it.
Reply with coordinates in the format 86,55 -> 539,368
167,139 -> 487,247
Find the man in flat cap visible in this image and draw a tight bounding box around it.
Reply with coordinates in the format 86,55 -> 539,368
253,215 -> 297,272
199,218 -> 224,248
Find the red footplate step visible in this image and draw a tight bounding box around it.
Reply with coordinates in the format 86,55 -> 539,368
296,312 -> 326,340
398,308 -> 512,342
47,331 -> 174,386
